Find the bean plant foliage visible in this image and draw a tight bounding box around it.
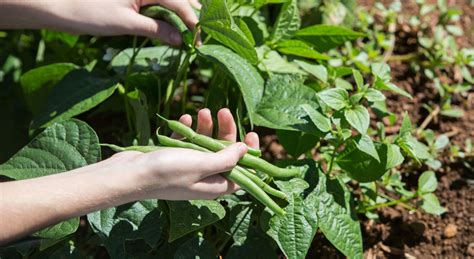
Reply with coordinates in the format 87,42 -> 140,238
0,0 -> 453,258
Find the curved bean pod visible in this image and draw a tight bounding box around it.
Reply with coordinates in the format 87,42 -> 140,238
236,167 -> 287,200
159,116 -> 300,178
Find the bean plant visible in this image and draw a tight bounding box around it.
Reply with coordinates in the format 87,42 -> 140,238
0,0 -> 459,258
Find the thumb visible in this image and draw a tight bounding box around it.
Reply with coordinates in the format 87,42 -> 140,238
200,143 -> 248,178
128,14 -> 182,46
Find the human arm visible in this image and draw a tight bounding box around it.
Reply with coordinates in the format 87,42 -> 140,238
0,0 -> 201,46
0,108 -> 258,244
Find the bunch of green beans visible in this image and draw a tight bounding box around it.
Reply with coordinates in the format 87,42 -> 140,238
103,117 -> 300,216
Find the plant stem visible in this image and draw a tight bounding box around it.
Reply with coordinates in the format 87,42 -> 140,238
326,139 -> 341,174
416,105 -> 440,137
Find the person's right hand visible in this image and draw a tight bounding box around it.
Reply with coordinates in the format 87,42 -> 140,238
0,0 -> 201,46
106,108 -> 260,200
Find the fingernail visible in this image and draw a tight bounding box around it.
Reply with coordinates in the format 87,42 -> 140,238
238,143 -> 248,153
171,32 -> 182,45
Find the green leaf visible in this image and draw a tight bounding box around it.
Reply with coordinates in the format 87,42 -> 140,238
300,104 -> 332,132
198,45 -> 264,125
276,40 -> 330,60
41,30 -> 79,48
257,46 -> 306,75
344,105 -> 370,134
88,200 -> 164,256
352,69 -> 365,91
270,0 -> 301,43
295,25 -> 366,52
0,120 -> 100,180
277,130 -> 319,158
337,142 -> 401,182
421,193 -> 446,215
364,88 -> 386,102
370,63 -> 391,82
235,17 -> 256,45
266,180 -> 318,259
200,0 -> 258,63
399,112 -> 412,138
31,70 -> 119,129
307,173 -> 363,258
355,134 -> 380,162
0,120 -> 100,239
317,88 -> 349,110
252,74 -> 322,133
33,218 -> 80,239
126,90 -> 151,145
440,107 -> 464,118
167,200 -> 226,242
20,63 -> 78,115
111,46 -> 183,74
174,236 -> 216,259
418,171 -> 437,194
294,60 -> 328,83
385,144 -> 405,169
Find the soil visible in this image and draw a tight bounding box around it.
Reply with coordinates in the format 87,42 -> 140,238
265,1 -> 474,258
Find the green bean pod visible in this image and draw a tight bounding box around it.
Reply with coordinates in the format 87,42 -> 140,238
236,167 -> 288,200
223,169 -> 286,216
101,144 -> 163,153
218,140 -> 262,157
160,116 -> 300,178
155,134 -> 286,215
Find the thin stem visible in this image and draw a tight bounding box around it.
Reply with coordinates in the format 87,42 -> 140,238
416,105 -> 440,137
326,139 -> 340,174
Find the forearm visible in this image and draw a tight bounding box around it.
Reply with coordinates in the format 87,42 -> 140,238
0,1 -> 61,30
0,156 -> 143,244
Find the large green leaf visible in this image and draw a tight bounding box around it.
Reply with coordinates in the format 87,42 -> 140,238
316,88 -> 349,110
31,70 -> 119,129
295,25 -> 366,52
111,46 -> 183,74
277,130 -> 319,158
307,173 -> 363,258
0,120 -> 101,239
87,200 -> 164,256
198,45 -> 264,125
167,200 -> 226,242
266,179 -> 318,259
344,105 -> 370,134
174,237 -> 216,259
252,74 -> 323,133
270,0 -> 301,43
126,90 -> 151,145
276,40 -> 330,60
257,46 -> 305,75
337,142 -> 403,182
20,63 -> 78,115
200,0 -> 258,63
0,119 -> 100,180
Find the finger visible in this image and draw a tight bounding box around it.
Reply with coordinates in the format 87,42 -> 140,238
189,0 -> 202,9
217,108 -> 237,142
143,0 -> 199,32
199,143 -> 247,178
244,132 -> 260,150
191,175 -> 240,199
171,114 -> 192,139
196,109 -> 213,136
128,14 -> 182,46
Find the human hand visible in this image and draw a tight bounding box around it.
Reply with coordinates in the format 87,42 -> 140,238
109,108 -> 260,200
0,0 -> 201,46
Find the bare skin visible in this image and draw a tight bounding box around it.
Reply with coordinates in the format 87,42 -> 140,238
0,0 -> 202,46
0,108 -> 259,244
